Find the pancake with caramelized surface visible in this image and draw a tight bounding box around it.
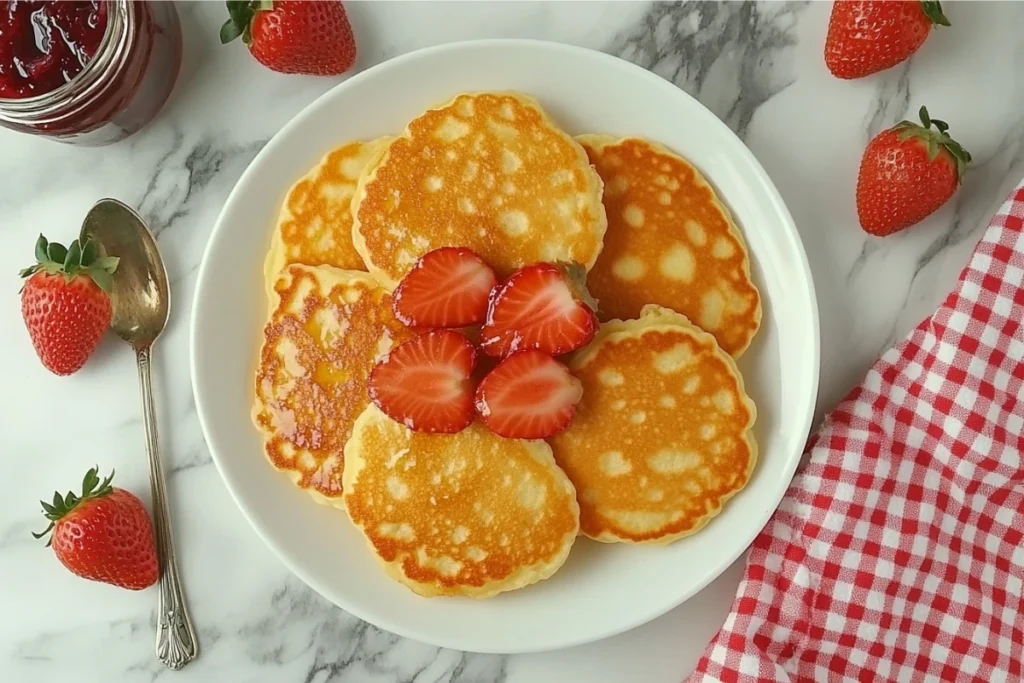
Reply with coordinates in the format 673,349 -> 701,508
578,135 -> 761,357
352,92 -> 607,289
550,305 -> 757,544
343,405 -> 580,598
264,138 -> 390,293
252,265 -> 412,506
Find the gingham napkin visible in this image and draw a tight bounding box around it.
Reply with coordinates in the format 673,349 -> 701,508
689,182 -> 1024,682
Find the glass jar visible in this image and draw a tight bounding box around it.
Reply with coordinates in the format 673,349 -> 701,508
0,0 -> 182,146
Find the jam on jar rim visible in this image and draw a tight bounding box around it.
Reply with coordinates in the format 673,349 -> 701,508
0,0 -> 181,145
0,1 -> 111,99
0,0 -> 122,108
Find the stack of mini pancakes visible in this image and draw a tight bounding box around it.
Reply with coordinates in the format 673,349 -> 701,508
252,92 -> 761,599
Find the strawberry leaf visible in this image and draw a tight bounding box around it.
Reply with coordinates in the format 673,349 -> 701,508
31,522 -> 54,540
81,239 -> 97,266
97,469 -> 115,496
63,240 -> 81,272
92,255 -> 120,272
82,468 -> 99,496
34,235 -> 48,263
920,0 -> 950,27
33,468 -> 115,544
89,268 -> 114,294
919,106 -> 931,128
46,241 -> 67,265
220,1 -> 270,46
219,16 -> 244,44
894,106 -> 972,183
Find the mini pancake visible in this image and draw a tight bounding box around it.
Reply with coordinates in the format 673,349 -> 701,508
264,137 -> 391,296
549,305 -> 757,544
252,265 -> 412,506
343,405 -> 580,598
577,135 -> 761,357
352,92 -> 607,289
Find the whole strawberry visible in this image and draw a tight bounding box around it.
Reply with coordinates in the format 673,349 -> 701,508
220,0 -> 357,76
856,106 -> 971,236
825,0 -> 950,80
20,235 -> 119,376
34,468 -> 159,591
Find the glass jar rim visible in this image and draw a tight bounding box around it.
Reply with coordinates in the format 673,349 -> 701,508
0,0 -> 127,107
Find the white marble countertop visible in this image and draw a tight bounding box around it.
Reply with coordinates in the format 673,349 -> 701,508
3,2 -> 1024,681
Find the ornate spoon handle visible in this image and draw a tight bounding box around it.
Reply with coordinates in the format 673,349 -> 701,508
137,346 -> 198,670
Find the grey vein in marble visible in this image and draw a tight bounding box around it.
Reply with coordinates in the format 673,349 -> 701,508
608,0 -> 809,137
238,580 -> 507,683
134,133 -> 267,239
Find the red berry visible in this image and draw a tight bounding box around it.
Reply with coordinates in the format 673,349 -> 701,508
220,0 -> 357,76
34,468 -> 158,591
480,262 -> 598,358
369,330 -> 477,433
824,0 -> 949,80
856,106 -> 970,236
392,247 -> 497,329
475,350 -> 583,440
19,235 -> 119,376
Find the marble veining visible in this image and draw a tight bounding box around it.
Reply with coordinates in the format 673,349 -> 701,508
609,1 -> 809,137
3,2 -> 1024,682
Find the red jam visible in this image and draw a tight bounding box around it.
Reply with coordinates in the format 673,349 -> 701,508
0,1 -> 181,145
0,1 -> 109,99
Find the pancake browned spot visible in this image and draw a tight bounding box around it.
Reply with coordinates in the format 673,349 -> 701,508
252,265 -> 413,505
550,305 -> 757,544
264,138 -> 390,297
344,405 -> 580,598
578,135 -> 761,357
352,92 -> 607,289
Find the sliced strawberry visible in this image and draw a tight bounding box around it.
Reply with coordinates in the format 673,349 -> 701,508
480,262 -> 598,358
392,247 -> 498,328
475,350 -> 583,439
368,330 -> 476,433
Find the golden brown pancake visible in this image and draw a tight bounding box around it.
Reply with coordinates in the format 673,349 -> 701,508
352,92 -> 607,289
578,135 -> 761,357
264,138 -> 390,292
550,305 -> 757,544
343,405 -> 580,598
252,265 -> 413,505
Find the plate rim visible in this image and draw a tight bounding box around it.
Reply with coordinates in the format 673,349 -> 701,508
190,37 -> 821,653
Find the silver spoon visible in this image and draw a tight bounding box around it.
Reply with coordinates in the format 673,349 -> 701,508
81,198 -> 198,670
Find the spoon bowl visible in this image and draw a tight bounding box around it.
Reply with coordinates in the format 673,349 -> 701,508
81,199 -> 169,350
80,198 -> 198,670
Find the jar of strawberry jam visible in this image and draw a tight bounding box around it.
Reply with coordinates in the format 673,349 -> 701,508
0,1 -> 182,145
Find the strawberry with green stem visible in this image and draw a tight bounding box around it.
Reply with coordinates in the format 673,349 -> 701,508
20,234 -> 119,375
34,467 -> 159,591
825,1 -> 950,80
856,106 -> 971,236
220,0 -> 357,76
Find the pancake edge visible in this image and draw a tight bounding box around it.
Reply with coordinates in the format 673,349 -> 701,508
263,136 -> 394,309
351,91 -> 608,290
575,133 -> 763,358
252,264 -> 388,510
567,304 -> 759,545
342,404 -> 581,598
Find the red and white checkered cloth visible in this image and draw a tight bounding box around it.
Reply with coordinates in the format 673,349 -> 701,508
689,182 -> 1024,682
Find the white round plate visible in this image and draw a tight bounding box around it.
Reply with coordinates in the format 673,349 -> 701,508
192,39 -> 819,654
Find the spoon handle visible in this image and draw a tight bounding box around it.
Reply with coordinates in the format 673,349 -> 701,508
136,346 -> 198,670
